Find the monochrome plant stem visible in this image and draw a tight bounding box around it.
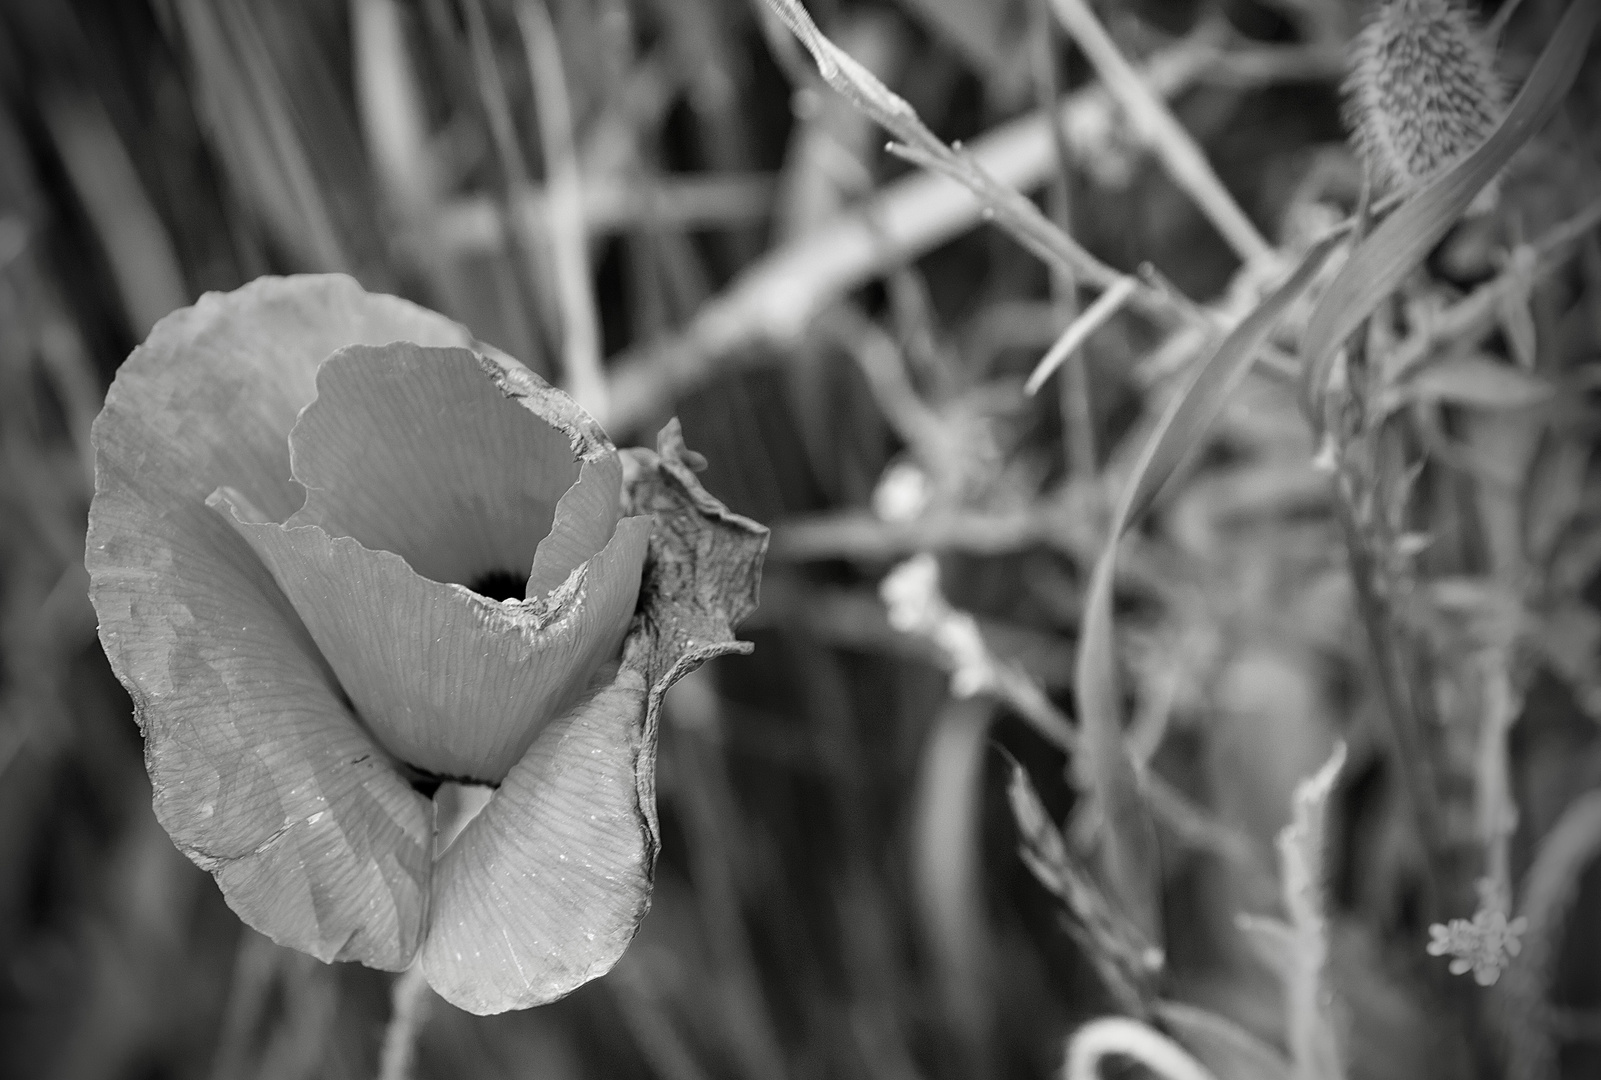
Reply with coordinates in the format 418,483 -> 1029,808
377,965 -> 432,1080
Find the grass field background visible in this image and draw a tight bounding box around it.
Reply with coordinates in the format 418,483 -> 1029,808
2,1 -> 1599,1077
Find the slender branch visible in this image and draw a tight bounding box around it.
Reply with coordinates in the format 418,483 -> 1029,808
1331,473 -> 1449,912
460,0 -> 548,361
1026,276 -> 1139,396
773,504 -> 1094,561
431,174 -> 778,249
516,0 -> 608,421
605,33 -> 1224,434
1026,0 -> 1097,478
1045,0 -> 1273,266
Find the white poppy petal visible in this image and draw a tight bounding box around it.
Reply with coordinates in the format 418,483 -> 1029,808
525,454 -> 624,601
87,275 -> 466,967
216,488 -> 652,783
418,420 -> 769,1014
419,667 -> 654,1012
287,343 -> 619,598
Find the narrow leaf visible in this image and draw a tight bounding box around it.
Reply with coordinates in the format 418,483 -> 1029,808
1071,235 -> 1341,947
1117,233 -> 1344,529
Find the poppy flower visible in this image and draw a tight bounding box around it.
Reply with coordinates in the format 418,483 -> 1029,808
85,275 -> 765,1014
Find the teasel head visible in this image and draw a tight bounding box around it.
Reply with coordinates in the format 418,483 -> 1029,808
1344,0 -> 1507,196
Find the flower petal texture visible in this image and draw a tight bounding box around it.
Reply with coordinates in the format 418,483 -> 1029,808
87,276 -> 474,968
88,274 -> 769,1009
421,421 -> 768,1013
210,344 -> 651,782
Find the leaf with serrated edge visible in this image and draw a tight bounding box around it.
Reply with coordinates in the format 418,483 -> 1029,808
1238,744 -> 1347,1080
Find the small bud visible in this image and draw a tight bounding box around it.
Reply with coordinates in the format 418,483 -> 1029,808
1344,0 -> 1506,195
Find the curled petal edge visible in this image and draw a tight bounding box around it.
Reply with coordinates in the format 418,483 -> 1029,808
87,275 -> 475,969
420,420 -> 769,1013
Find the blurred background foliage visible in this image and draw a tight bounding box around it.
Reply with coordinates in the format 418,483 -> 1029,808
1,0 -> 1599,1077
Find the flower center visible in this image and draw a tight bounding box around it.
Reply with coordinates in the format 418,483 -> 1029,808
470,569 -> 527,602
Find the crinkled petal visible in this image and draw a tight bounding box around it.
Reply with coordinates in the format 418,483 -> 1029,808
420,420 -> 769,1014
419,667 -> 653,1012
287,344 -> 621,597
526,455 -> 625,601
217,487 -> 652,783
87,275 -> 469,967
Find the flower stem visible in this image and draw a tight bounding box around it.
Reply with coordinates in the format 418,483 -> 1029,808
377,964 -> 432,1080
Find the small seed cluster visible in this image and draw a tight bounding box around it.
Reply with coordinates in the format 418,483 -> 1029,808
1345,0 -> 1507,194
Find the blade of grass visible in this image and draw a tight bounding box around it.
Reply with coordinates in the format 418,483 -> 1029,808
1065,1018 -> 1220,1080
761,0 -> 1188,305
607,32 -> 1223,435
1155,1002 -> 1291,1080
1045,0 -> 1273,267
40,94 -> 186,336
1299,0 -> 1601,430
1024,275 -> 1137,397
1275,744 -> 1346,1080
515,0 -> 608,422
461,0 -> 553,367
1502,790 -> 1601,1080
1024,0 -> 1095,479
1116,231 -> 1344,529
352,0 -> 436,222
172,0 -> 350,271
913,698 -> 998,1078
1008,759 -> 1159,1015
1073,232 -> 1343,947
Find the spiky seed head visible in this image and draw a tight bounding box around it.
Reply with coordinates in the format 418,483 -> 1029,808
1344,0 -> 1507,195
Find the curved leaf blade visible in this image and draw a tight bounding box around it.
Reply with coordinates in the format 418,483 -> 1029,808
1300,0 -> 1601,426
1073,234 -> 1342,948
